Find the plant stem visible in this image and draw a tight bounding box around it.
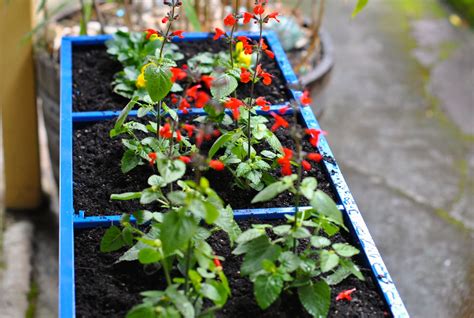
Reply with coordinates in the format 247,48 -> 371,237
183,242 -> 192,296
156,102 -> 162,139
246,22 -> 264,160
161,257 -> 172,286
293,138 -> 303,254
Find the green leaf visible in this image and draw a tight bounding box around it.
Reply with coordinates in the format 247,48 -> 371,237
140,189 -> 163,205
332,243 -> 360,257
122,227 -> 134,245
236,228 -> 264,244
110,192 -> 142,201
310,236 -> 331,248
265,131 -> 283,154
210,72 -> 238,99
158,159 -> 186,184
352,0 -> 369,18
144,64 -> 173,102
261,150 -> 276,158
273,225 -> 291,236
166,286 -> 195,318
292,227 -> 311,239
300,177 -> 317,200
115,96 -> 139,131
241,236 -> 281,275
279,251 -> 300,272
324,266 -> 352,285
340,258 -> 365,280
319,250 -> 340,273
161,213 -> 197,256
138,247 -> 161,264
121,149 -> 140,173
208,131 -> 233,158
254,274 -> 283,309
126,303 -> 155,318
251,181 -> 291,203
310,190 -> 344,226
215,206 -> 242,244
148,175 -> 165,187
297,281 -> 331,317
100,226 -> 126,252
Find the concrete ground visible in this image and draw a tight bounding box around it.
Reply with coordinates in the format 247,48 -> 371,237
0,0 -> 472,317
313,0 -> 473,317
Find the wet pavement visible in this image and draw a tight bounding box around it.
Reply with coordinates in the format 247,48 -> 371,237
313,0 -> 473,317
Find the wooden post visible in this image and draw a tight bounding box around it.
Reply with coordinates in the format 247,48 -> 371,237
0,0 -> 42,209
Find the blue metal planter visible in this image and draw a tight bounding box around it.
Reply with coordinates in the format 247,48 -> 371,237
60,32 -> 409,317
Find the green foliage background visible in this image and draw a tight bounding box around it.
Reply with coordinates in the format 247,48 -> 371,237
445,0 -> 474,25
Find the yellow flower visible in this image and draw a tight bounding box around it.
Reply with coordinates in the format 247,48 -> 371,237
235,41 -> 251,67
136,73 -> 146,89
149,34 -> 164,42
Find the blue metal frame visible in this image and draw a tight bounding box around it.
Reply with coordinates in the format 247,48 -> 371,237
60,33 -> 409,317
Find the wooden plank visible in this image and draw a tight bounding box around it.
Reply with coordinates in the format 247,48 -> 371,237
0,0 -> 42,209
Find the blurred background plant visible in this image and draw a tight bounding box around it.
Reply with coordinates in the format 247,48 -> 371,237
445,0 -> 474,25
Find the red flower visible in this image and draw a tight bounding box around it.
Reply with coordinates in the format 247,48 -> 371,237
201,75 -> 214,89
300,90 -> 312,105
213,28 -> 225,40
175,130 -> 182,142
162,16 -> 169,24
225,98 -> 244,120
178,156 -> 191,164
305,128 -> 323,147
172,30 -> 185,38
278,104 -> 290,115
307,153 -> 323,163
209,160 -> 225,171
277,148 -> 293,176
240,68 -> 252,83
195,91 -> 210,108
256,64 -> 272,85
170,67 -> 187,82
159,123 -> 173,139
212,129 -> 221,138
264,49 -> 275,59
145,29 -> 158,40
336,288 -> 356,302
186,84 -> 201,99
213,256 -> 222,268
267,12 -> 280,23
148,152 -> 157,165
179,98 -> 190,114
302,160 -> 312,171
270,112 -> 289,131
224,14 -> 237,26
256,96 -> 270,111
170,94 -> 179,104
238,36 -> 253,54
182,124 -> 196,137
243,12 -> 254,24
254,4 -> 265,15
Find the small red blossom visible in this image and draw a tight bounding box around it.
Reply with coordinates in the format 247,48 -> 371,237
159,123 -> 173,139
201,75 -> 214,89
209,160 -> 225,171
240,68 -> 252,83
270,112 -> 289,131
277,148 -> 293,176
267,12 -> 280,23
170,94 -> 179,104
225,98 -> 244,120
237,36 -> 253,54
178,156 -> 191,164
264,49 -> 275,59
336,288 -> 356,302
254,4 -> 265,15
305,128 -> 324,147
256,64 -> 273,85
212,129 -> 221,138
224,14 -> 237,26
213,256 -> 222,269
172,30 -> 185,38
179,98 -> 190,114
243,12 -> 254,24
148,152 -> 157,165
182,124 -> 196,137
162,16 -> 169,24
213,28 -> 225,40
307,153 -> 323,162
301,160 -> 312,171
145,29 -> 158,40
186,84 -> 201,99
300,90 -> 312,105
175,130 -> 182,142
170,67 -> 187,82
278,105 -> 291,115
195,91 -> 210,108
256,96 -> 270,111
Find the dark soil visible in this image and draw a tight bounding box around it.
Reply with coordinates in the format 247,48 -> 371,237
73,115 -> 337,216
72,39 -> 292,112
74,219 -> 389,318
